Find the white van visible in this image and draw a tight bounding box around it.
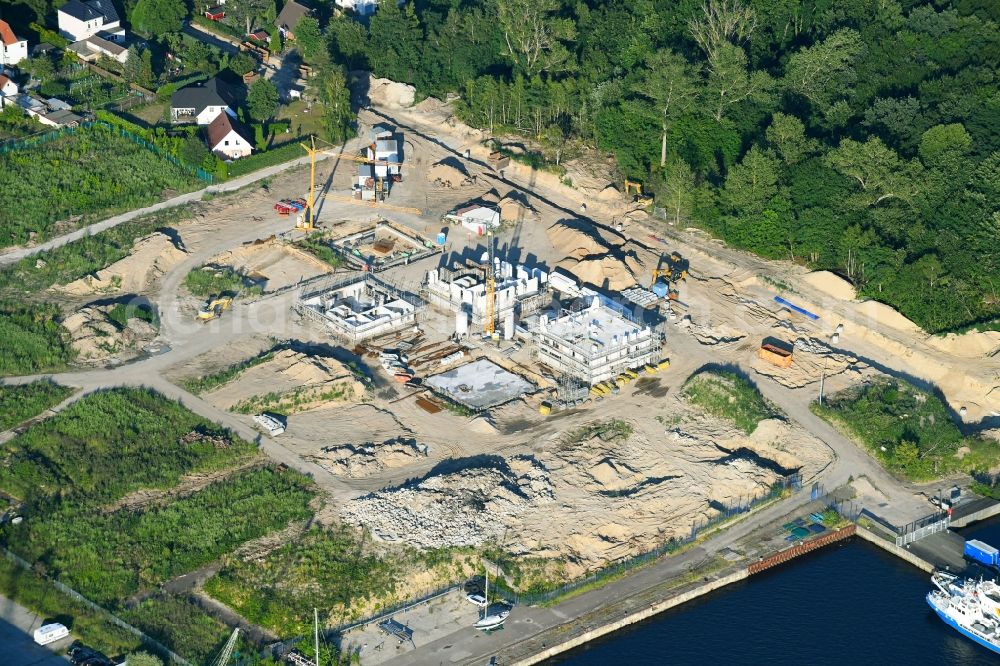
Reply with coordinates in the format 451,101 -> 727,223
33,622 -> 69,645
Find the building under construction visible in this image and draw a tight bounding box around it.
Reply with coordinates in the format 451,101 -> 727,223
425,257 -> 549,339
534,296 -> 658,386
297,273 -> 423,344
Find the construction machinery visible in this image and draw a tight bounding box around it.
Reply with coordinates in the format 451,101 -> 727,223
210,629 -> 240,666
651,251 -> 689,289
624,179 -> 654,206
196,295 -> 234,322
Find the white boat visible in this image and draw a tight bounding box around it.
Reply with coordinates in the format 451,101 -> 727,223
927,571 -> 1000,655
253,413 -> 285,436
33,622 -> 69,645
474,563 -> 510,630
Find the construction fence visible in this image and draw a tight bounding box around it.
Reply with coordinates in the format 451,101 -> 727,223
2,548 -> 191,665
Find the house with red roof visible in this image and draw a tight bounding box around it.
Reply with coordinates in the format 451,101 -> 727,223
0,20 -> 28,66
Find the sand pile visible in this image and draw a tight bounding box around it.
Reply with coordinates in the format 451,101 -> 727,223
63,305 -> 157,362
803,271 -> 856,301
342,455 -> 553,548
547,220 -> 659,291
204,349 -> 365,414
367,77 -> 416,108
59,232 -> 186,295
427,159 -> 472,187
691,323 -> 748,345
314,438 -> 428,478
499,191 -> 537,223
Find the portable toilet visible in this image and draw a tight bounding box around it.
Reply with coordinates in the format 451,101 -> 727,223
965,539 -> 999,567
436,231 -> 447,246
651,280 -> 669,299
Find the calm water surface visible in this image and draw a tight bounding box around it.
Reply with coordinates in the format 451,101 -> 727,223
549,518 -> 1000,665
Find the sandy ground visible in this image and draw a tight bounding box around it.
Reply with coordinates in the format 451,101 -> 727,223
62,302 -> 159,364
203,237 -> 333,293
57,231 -> 188,296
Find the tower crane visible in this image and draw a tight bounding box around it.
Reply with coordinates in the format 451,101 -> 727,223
298,135 -> 405,231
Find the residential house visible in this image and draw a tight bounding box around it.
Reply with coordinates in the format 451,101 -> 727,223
335,0 -> 379,17
0,73 -> 17,108
58,0 -> 124,42
0,20 -> 28,66
248,30 -> 271,44
276,0 -> 312,40
207,112 -> 253,160
67,34 -> 129,64
171,77 -> 236,125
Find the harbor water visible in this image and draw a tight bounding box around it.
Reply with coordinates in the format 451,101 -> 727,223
548,519 -> 1000,665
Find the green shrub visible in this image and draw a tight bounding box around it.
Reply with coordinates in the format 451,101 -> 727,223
120,595 -> 229,663
184,265 -> 258,297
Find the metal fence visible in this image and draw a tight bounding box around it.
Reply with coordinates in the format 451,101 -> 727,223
2,548 -> 191,665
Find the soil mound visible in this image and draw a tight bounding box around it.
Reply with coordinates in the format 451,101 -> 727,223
60,232 -> 186,295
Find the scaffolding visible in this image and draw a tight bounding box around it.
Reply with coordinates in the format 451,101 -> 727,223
297,272 -> 424,344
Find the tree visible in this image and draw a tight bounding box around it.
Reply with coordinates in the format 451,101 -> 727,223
130,0 -> 186,37
704,43 -> 774,122
496,0 -> 577,76
689,0 -> 757,62
229,0 -> 274,37
633,50 -> 698,167
318,67 -> 354,144
918,124 -> 972,165
783,29 -> 865,111
294,16 -> 328,67
247,78 -> 279,121
765,113 -> 815,165
656,156 -> 697,226
721,145 -> 781,218
229,53 -> 258,77
825,137 -> 916,209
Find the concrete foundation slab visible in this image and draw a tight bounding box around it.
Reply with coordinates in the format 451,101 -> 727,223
426,358 -> 535,409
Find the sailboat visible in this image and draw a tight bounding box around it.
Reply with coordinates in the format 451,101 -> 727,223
474,564 -> 510,630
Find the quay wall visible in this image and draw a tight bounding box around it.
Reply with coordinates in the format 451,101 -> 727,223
855,525 -> 935,573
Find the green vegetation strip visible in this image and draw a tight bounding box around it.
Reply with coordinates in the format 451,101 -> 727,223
0,124 -> 202,248
184,265 -> 261,298
813,378 -> 999,482
0,387 -> 256,503
182,351 -> 277,395
119,595 -> 231,664
0,380 -> 74,431
0,207 -> 192,299
9,466 -> 314,606
682,371 -> 776,434
294,236 -> 344,268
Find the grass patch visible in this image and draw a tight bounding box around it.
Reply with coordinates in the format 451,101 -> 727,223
7,467 -> 314,605
181,351 -> 277,395
119,595 -> 230,664
0,302 -> 75,376
0,387 -> 256,504
184,265 -> 261,298
812,378 -> 1000,481
0,124 -> 202,248
0,556 -> 143,655
682,371 -> 775,434
0,207 -> 192,300
0,380 -> 74,431
294,236 -> 344,268
107,302 -> 159,331
205,525 -> 404,636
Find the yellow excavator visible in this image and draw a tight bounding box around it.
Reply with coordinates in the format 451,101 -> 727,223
624,179 -> 654,206
196,294 -> 234,322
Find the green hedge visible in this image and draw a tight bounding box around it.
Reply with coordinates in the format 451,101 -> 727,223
224,140 -> 304,179
191,14 -> 245,41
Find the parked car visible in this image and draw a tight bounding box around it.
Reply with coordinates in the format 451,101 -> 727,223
67,641 -> 110,664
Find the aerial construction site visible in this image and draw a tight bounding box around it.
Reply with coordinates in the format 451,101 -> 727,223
7,80 -> 1000,665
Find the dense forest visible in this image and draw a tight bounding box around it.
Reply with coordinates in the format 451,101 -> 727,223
334,0 -> 997,333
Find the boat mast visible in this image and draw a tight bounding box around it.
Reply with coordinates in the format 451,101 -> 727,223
315,607 -> 320,666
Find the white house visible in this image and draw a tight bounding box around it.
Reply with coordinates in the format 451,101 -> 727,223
171,77 -> 236,125
207,112 -> 253,160
446,204 -> 500,236
57,0 -> 123,42
335,0 -> 379,17
0,20 -> 28,66
366,130 -> 401,179
0,74 -> 18,98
